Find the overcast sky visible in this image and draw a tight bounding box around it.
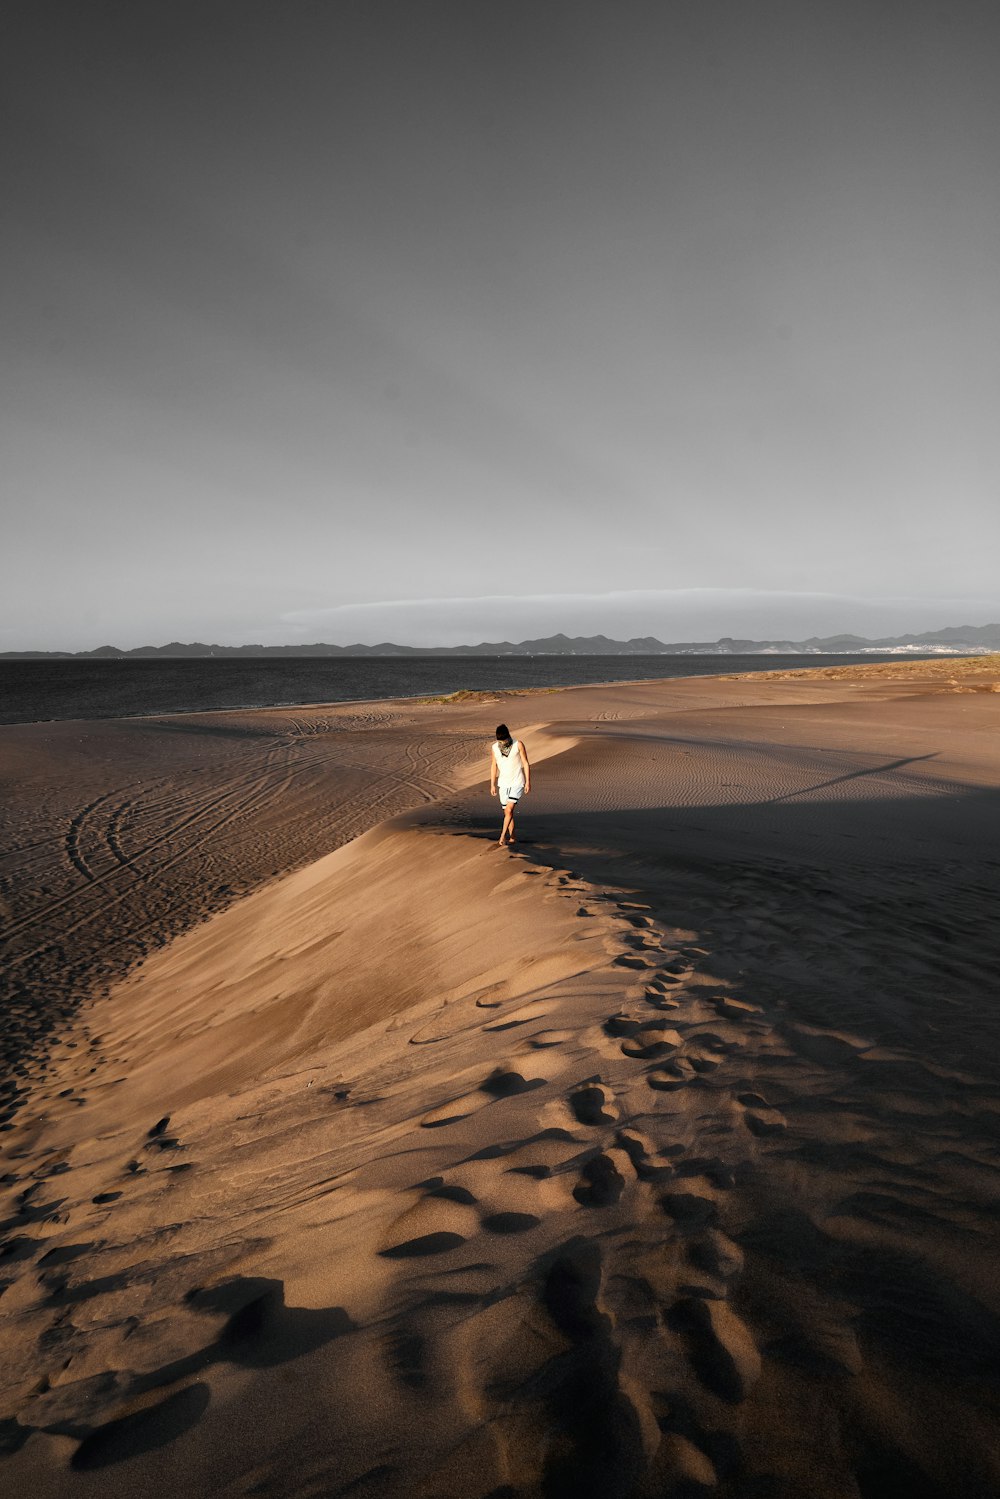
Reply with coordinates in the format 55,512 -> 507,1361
3,0 -> 999,650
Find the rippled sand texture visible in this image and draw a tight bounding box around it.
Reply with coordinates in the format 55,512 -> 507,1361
2,660 -> 1000,1498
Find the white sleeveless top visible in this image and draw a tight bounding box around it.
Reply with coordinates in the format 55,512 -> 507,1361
493,738 -> 525,792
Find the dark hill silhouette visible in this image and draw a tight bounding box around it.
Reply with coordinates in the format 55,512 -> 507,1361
4,623 -> 1000,659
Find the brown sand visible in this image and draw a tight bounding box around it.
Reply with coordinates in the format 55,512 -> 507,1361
2,664 -> 1000,1496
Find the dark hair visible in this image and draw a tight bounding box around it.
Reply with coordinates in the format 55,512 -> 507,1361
495,723 -> 511,741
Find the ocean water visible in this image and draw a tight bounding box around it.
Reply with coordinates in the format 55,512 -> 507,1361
0,654 -> 910,727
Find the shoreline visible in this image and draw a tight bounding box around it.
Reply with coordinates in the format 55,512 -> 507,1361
2,662 -> 1000,1493
0,650 -> 969,729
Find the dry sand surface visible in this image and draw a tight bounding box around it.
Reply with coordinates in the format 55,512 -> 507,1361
2,661 -> 1000,1497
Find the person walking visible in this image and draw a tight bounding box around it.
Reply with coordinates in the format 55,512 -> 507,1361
490,723 -> 530,846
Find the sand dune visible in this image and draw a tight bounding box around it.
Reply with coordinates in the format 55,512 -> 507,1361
2,667 -> 1000,1496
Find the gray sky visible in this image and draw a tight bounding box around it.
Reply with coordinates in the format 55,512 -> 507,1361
3,0 -> 999,650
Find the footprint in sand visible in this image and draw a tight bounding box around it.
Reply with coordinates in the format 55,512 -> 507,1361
615,1128 -> 680,1183
687,1227 -> 745,1281
713,997 -> 763,1021
619,1025 -> 684,1061
480,1211 -> 541,1235
686,1049 -> 723,1074
648,1057 -> 697,1091
645,975 -> 670,992
644,987 -> 680,1011
612,954 -> 656,971
618,930 -> 661,952
146,1136 -> 183,1155
675,1155 -> 737,1190
420,1180 -> 478,1205
420,1065 -> 546,1128
666,1297 -> 761,1403
379,1232 -> 467,1259
603,1011 -> 644,1037
573,1153 -> 626,1207
379,1192 -> 479,1257
736,1091 -> 788,1137
482,1067 -> 546,1100
568,1082 -> 618,1126
688,1026 -> 748,1057
534,1238 -> 661,1487
475,1129 -> 580,1183
659,1186 -> 718,1231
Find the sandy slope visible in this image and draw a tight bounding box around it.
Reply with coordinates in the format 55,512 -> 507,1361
2,667 -> 1000,1497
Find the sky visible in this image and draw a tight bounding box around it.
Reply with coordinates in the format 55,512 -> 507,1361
3,0 -> 999,650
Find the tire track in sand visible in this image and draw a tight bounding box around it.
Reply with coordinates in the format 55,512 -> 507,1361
2,737 -> 461,966
63,790 -> 121,885
1,749 -> 296,948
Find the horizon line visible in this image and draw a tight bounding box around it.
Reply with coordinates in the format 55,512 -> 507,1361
4,621 -> 999,659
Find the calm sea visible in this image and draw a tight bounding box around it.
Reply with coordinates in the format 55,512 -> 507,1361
0,654 -> 910,727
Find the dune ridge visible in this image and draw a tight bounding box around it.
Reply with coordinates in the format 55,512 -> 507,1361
2,666 -> 1000,1495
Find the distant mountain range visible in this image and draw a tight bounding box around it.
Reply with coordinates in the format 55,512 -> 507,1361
4,624 -> 1000,659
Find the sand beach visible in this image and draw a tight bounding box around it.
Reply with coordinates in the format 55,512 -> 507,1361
2,658 -> 1000,1497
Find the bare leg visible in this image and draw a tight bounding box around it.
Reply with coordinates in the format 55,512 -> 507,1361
499,798 -> 516,845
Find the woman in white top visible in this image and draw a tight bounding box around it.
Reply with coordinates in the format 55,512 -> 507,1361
490,723 -> 531,847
